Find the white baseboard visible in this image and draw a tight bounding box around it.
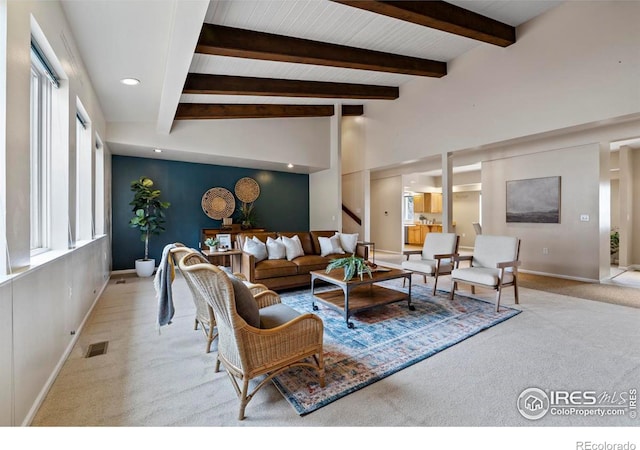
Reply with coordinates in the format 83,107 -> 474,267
518,269 -> 599,283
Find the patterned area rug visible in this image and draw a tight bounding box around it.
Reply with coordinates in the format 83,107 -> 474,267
273,279 -> 521,415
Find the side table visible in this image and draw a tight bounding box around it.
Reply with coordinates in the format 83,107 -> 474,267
357,241 -> 375,265
202,249 -> 243,273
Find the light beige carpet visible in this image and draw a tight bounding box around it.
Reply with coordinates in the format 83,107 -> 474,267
29,272 -> 640,428
518,272 -> 640,309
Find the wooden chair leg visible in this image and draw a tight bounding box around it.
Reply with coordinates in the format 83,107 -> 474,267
495,286 -> 503,312
239,378 -> 250,420
432,274 -> 438,295
449,281 -> 457,300
514,279 -> 519,304
471,286 -> 476,294
194,318 -> 199,330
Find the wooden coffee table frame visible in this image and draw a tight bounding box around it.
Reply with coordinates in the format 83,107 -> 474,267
310,268 -> 413,329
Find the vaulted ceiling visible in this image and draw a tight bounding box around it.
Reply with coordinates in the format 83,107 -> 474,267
61,0 -> 562,129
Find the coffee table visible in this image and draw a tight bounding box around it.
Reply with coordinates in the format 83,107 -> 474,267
310,267 -> 413,329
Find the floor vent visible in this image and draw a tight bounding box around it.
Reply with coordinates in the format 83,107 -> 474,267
116,279 -> 126,284
86,341 -> 109,358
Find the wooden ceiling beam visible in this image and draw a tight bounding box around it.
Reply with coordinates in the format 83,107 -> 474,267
196,24 -> 446,78
175,103 -> 335,120
332,0 -> 516,47
342,105 -> 364,116
183,73 -> 399,100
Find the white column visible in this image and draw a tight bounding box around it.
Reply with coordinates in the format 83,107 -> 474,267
441,152 -> 453,233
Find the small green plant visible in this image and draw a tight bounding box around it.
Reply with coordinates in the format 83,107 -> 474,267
326,255 -> 372,281
129,176 -> 170,260
236,201 -> 257,228
204,237 -> 219,248
610,229 -> 620,255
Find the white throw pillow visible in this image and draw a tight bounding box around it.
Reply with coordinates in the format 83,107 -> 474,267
319,235 -> 345,257
266,236 -> 286,260
336,232 -> 359,254
243,236 -> 267,262
281,235 -> 305,261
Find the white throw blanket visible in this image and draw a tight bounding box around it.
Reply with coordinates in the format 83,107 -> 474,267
154,243 -> 177,331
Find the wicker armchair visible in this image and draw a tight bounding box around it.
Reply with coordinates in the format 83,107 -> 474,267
179,255 -> 325,420
170,244 -> 218,353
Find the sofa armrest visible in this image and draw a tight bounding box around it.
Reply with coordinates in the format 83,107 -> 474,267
240,251 -> 257,283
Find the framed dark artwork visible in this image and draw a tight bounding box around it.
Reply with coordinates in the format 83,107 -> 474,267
506,176 -> 561,223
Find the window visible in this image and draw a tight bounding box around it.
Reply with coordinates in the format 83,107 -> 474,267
403,195 -> 414,222
30,42 -> 55,251
75,109 -> 92,241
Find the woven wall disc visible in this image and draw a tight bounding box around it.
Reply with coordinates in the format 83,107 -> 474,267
235,177 -> 260,203
201,187 -> 235,220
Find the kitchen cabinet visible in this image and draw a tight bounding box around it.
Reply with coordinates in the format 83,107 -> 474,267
407,226 -> 422,245
413,193 -> 442,213
406,224 -> 443,245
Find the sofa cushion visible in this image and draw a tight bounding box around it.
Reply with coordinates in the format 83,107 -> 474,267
243,236 -> 267,262
259,303 -> 300,329
292,255 -> 333,274
266,236 -> 286,260
254,259 -> 298,280
236,232 -> 277,251
228,276 -> 260,328
335,232 -> 359,254
318,235 -> 345,257
279,232 -> 314,255
310,230 -> 338,254
452,267 -> 514,286
282,234 -> 305,261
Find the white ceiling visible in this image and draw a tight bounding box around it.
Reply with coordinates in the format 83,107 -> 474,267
60,0 -> 563,163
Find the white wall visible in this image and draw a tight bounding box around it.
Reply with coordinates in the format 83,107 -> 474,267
108,117 -> 331,172
364,1 -> 640,170
371,175 -> 402,253
482,144 -> 603,281
341,116 -> 366,235
310,108 -> 341,230
0,282 -> 12,426
1,0 -> 112,426
452,191 -> 480,249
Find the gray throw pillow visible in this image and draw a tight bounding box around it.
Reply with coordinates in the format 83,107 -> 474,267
229,275 -> 260,328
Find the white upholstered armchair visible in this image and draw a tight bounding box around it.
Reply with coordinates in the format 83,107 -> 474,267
402,232 -> 459,295
450,235 -> 521,312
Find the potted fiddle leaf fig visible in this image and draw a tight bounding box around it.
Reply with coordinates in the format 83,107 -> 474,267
326,255 -> 373,281
129,176 -> 170,277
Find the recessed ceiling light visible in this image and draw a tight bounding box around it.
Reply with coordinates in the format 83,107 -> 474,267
154,148 -> 162,153
120,78 -> 140,86
287,163 -> 294,169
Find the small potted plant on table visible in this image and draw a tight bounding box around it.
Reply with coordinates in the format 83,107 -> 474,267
326,255 -> 373,281
204,237 -> 219,252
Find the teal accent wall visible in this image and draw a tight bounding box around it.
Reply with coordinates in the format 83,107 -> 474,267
112,155 -> 309,270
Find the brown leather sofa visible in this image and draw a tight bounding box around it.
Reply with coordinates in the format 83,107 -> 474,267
236,230 -> 367,290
